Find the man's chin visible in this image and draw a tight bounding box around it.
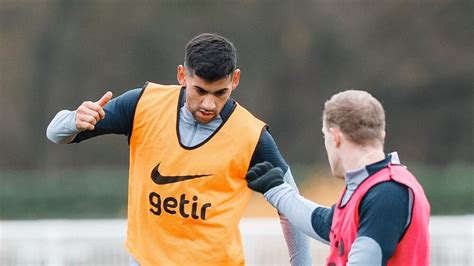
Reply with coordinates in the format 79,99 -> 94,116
196,119 -> 210,124
195,116 -> 215,124
331,169 -> 345,180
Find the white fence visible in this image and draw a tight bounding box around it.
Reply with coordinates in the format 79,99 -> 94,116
0,216 -> 472,265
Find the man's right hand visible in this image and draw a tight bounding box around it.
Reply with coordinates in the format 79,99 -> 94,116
75,91 -> 113,131
246,162 -> 285,194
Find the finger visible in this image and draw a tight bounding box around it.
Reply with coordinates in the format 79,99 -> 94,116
80,101 -> 103,112
78,108 -> 102,122
79,114 -> 98,126
246,169 -> 258,182
268,167 -> 284,177
98,107 -> 105,120
76,121 -> 95,131
246,163 -> 268,182
263,161 -> 274,169
96,91 -> 113,107
80,102 -> 106,120
253,161 -> 273,176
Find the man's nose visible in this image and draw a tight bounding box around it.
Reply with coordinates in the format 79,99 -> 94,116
201,95 -> 216,110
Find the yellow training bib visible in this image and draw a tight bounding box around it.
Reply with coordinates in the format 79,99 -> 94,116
125,82 -> 265,265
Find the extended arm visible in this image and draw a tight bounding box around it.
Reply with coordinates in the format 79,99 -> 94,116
247,164 -> 410,266
46,88 -> 141,144
249,131 -> 312,265
263,181 -> 332,244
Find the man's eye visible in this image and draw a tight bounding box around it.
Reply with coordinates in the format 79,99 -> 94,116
215,90 -> 226,97
196,88 -> 206,95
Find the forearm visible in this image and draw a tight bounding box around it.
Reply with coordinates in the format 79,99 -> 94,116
347,236 -> 383,265
278,169 -> 312,265
46,88 -> 140,144
46,110 -> 79,144
265,182 -> 330,244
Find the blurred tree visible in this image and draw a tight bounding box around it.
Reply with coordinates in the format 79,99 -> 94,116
0,0 -> 472,217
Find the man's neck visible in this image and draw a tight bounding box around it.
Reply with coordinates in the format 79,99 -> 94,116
342,145 -> 385,173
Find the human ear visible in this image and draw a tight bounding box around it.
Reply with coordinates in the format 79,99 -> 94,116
329,127 -> 342,148
177,65 -> 186,86
231,69 -> 240,90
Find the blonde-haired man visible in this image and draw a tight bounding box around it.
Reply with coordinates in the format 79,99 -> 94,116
247,90 -> 430,265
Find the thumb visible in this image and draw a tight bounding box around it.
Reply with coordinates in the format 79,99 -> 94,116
96,91 -> 113,107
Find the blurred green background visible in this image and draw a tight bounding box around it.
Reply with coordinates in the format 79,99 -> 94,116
1,0 -> 472,219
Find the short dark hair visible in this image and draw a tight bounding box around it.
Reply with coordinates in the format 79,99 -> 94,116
184,33 -> 237,82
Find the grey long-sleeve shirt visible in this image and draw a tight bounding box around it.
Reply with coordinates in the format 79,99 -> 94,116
47,87 -> 312,266
264,152 -> 412,265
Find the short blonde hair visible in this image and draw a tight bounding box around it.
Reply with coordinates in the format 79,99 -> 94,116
323,90 -> 385,145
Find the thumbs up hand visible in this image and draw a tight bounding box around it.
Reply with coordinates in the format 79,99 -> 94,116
75,91 -> 113,131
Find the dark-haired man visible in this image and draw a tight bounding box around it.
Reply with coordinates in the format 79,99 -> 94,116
47,33 -> 311,265
246,90 -> 430,265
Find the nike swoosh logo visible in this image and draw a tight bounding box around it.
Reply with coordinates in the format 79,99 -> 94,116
151,163 -> 212,185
